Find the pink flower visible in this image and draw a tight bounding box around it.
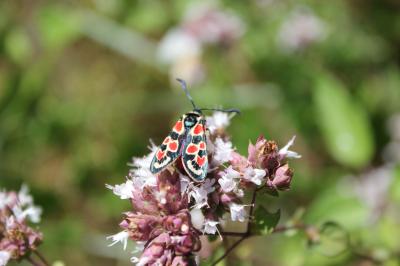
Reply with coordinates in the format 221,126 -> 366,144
267,164 -> 294,191
163,211 -> 192,235
120,213 -> 162,241
0,186 -> 43,263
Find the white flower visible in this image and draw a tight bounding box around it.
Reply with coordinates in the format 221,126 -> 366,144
0,251 -> 11,266
189,186 -> 209,209
180,174 -> 192,195
279,136 -> 301,159
107,230 -> 129,250
3,185 -> 43,223
21,206 -> 42,223
218,177 -> 236,193
277,7 -> 326,52
18,185 -> 33,206
131,168 -> 157,188
130,241 -> 146,263
206,112 -> 231,134
213,138 -> 234,164
0,191 -> 13,210
243,167 -> 266,186
218,167 -> 240,193
5,216 -> 16,230
128,144 -> 158,188
201,178 -> 216,194
188,179 -> 215,209
203,219 -> 220,235
157,29 -> 202,64
106,180 -> 135,199
229,203 -> 248,222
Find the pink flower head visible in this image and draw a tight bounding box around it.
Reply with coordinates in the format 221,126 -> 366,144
108,111 -> 300,265
0,186 -> 43,263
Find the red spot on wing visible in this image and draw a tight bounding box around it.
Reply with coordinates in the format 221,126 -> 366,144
156,150 -> 165,161
199,141 -> 206,150
162,137 -> 171,145
186,144 -> 198,154
173,121 -> 183,133
168,141 -> 178,152
196,156 -> 206,167
193,124 -> 204,135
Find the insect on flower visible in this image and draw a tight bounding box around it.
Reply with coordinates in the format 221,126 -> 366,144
150,79 -> 239,182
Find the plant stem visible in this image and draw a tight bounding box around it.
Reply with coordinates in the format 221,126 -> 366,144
27,256 -> 42,266
34,250 -> 50,266
247,188 -> 258,234
211,188 -> 258,265
211,236 -> 248,266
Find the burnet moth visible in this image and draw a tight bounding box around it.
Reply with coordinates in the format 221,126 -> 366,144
150,79 -> 239,182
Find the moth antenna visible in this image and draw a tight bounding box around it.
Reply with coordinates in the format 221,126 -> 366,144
199,108 -> 241,114
176,78 -> 197,110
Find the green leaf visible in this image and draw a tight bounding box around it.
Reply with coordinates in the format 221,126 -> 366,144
251,206 -> 280,235
304,185 -> 368,230
4,27 -> 33,64
310,222 -> 349,257
38,5 -> 81,50
263,187 -> 280,198
313,73 -> 374,168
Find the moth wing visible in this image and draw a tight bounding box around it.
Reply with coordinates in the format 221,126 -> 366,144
182,117 -> 208,182
150,116 -> 186,174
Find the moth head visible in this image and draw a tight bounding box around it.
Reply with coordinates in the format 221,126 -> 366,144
184,111 -> 202,128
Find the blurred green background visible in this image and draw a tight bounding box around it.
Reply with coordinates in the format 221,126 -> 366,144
1,0 -> 400,265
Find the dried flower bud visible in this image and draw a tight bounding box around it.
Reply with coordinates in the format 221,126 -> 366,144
138,233 -> 173,266
120,213 -> 162,241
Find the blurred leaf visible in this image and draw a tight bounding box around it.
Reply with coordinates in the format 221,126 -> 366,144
305,184 -> 369,229
4,27 -> 33,64
251,206 -> 280,235
389,165 -> 400,203
38,5 -> 81,50
125,0 -> 168,33
310,222 -> 349,257
313,73 -> 374,168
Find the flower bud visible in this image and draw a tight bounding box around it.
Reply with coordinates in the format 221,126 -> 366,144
174,234 -> 201,255
267,164 -> 293,190
120,213 -> 162,241
163,211 -> 191,234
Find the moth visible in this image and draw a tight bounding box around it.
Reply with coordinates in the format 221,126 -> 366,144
150,79 -> 239,182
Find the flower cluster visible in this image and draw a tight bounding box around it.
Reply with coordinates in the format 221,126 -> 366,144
107,111 -> 300,265
0,185 -> 43,266
277,7 -> 326,52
